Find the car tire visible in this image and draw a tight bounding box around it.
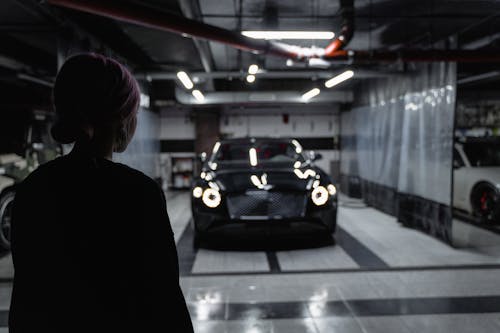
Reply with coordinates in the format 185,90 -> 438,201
0,190 -> 15,251
193,232 -> 200,249
191,220 -> 201,249
330,212 -> 338,234
471,182 -> 500,223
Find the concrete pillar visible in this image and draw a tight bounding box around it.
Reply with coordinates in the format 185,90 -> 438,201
194,108 -> 220,173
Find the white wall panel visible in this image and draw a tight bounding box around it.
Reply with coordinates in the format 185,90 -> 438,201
221,114 -> 339,138
160,114 -> 195,139
220,112 -> 340,177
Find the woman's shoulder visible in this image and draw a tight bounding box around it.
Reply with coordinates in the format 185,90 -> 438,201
22,155 -> 65,183
108,161 -> 160,192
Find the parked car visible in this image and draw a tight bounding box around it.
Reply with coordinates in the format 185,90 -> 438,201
453,138 -> 500,223
0,110 -> 61,251
191,138 -> 338,248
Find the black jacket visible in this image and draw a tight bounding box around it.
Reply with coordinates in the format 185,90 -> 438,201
9,152 -> 193,332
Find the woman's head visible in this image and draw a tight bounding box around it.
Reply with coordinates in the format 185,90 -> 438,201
52,53 -> 140,153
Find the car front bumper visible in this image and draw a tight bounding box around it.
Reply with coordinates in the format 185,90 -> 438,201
192,201 -> 337,241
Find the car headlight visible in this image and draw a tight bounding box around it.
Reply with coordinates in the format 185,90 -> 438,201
311,186 -> 329,206
192,186 -> 203,198
202,188 -> 222,208
327,184 -> 337,196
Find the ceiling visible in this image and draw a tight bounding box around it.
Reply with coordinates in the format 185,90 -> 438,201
1,0 -> 500,107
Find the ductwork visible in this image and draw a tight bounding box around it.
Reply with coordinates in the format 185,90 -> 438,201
47,0 -> 500,63
174,88 -> 353,105
324,0 -> 354,57
135,69 -> 403,81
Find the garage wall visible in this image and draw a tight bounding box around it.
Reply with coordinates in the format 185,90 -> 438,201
114,108 -> 160,180
159,110 -> 196,189
220,109 -> 340,179
341,62 -> 457,243
159,107 -> 341,185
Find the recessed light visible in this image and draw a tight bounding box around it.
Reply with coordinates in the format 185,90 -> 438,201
192,89 -> 205,102
176,71 -> 194,89
325,70 -> 354,88
302,88 -> 320,101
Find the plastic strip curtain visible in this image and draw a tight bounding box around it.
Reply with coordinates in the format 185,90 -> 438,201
341,62 -> 456,242
398,64 -> 456,204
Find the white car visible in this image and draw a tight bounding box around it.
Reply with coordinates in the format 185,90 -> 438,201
453,140 -> 500,223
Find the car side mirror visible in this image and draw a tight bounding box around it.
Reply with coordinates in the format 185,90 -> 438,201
199,152 -> 207,163
314,153 -> 323,161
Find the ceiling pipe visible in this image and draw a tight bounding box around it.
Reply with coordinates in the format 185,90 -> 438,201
46,0 -> 500,63
174,88 -> 353,105
324,0 -> 354,57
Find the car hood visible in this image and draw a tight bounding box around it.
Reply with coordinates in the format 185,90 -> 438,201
211,168 -> 315,192
459,167 -> 500,187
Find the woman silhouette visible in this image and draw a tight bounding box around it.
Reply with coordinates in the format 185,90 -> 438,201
9,53 -> 193,333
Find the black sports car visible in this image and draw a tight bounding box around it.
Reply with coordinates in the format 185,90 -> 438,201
191,138 -> 338,248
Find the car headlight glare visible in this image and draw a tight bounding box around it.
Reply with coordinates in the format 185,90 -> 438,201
312,186 -> 329,206
202,188 -> 221,208
327,184 -> 337,196
192,186 -> 203,198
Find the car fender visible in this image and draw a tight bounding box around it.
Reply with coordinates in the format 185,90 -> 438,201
454,167 -> 500,214
0,176 -> 15,195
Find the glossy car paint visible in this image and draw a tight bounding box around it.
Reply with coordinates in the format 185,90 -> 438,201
191,138 -> 338,245
453,143 -> 500,215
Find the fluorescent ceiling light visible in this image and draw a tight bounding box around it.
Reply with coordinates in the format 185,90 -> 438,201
302,88 -> 320,101
249,148 -> 258,166
248,64 -> 259,74
212,141 -> 221,155
192,89 -> 205,102
177,71 -> 194,89
246,74 -> 256,83
242,31 -> 335,40
325,70 -> 354,88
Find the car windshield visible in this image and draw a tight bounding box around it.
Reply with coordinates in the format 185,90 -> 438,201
214,141 -> 304,163
463,142 -> 500,167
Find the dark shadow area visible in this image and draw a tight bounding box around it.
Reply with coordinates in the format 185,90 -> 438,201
197,231 -> 335,252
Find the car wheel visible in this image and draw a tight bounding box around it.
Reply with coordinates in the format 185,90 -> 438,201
471,183 -> 500,223
0,190 -> 15,251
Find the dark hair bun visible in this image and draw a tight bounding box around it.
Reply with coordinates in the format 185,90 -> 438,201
52,53 -> 140,144
51,118 -> 79,144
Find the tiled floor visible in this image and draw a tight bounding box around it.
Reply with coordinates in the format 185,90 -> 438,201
1,192 -> 500,332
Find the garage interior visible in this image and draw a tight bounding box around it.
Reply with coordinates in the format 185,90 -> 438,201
1,0 -> 500,332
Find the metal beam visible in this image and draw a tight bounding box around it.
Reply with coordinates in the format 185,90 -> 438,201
0,32 -> 55,72
178,0 -> 215,73
457,71 -> 500,85
14,0 -> 153,68
0,24 -> 57,33
61,10 -> 155,66
0,55 -> 30,71
178,0 -> 215,91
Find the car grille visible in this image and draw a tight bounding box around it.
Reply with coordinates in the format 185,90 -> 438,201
226,191 -> 307,219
